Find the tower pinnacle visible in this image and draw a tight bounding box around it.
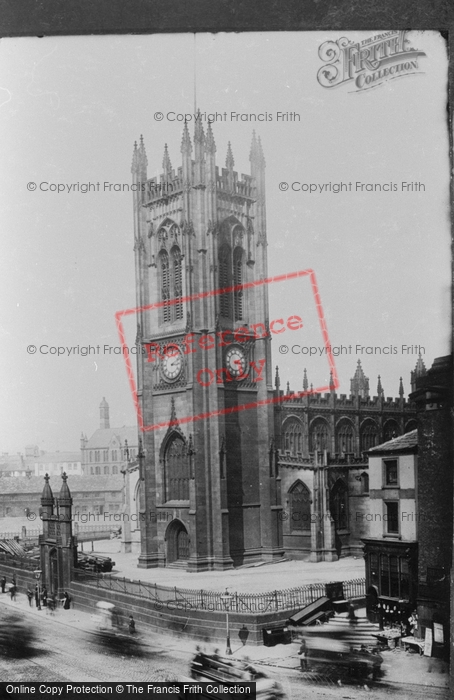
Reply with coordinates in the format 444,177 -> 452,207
162,143 -> 172,180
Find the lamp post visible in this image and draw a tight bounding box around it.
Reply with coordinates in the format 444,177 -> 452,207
34,569 -> 42,611
220,588 -> 234,656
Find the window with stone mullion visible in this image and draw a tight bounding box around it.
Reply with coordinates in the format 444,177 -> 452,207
172,248 -> 183,321
161,251 -> 171,323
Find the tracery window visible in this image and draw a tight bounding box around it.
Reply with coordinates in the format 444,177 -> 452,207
219,244 -> 232,319
289,481 -> 311,531
283,420 -> 303,455
310,419 -> 330,452
165,434 -> 189,501
160,250 -> 171,323
330,479 -> 348,530
360,421 -> 378,452
233,248 -> 243,321
383,421 -> 400,443
337,421 -> 354,454
172,247 -> 183,321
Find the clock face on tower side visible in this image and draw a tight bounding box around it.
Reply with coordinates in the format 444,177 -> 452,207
161,345 -> 183,381
225,346 -> 247,378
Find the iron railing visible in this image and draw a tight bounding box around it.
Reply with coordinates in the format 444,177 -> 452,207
72,571 -> 365,614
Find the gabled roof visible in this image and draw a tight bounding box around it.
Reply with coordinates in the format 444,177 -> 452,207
367,429 -> 418,455
84,426 -> 138,450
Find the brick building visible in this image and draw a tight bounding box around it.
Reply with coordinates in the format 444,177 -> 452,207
362,430 -> 418,626
410,355 -> 453,658
0,475 -> 124,520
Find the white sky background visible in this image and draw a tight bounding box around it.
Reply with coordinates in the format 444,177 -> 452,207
0,31 -> 450,452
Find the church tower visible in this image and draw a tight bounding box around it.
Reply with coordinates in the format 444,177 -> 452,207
132,121 -> 283,571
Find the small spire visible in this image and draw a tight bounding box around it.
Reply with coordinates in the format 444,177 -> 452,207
205,122 -> 216,154
131,140 -> 138,173
351,359 -> 369,399
194,110 -> 205,144
59,471 -> 71,502
257,136 -> 266,167
286,381 -> 290,394
377,375 -> 383,396
275,365 -> 280,391
399,377 -> 404,398
41,473 -> 53,506
226,141 -> 235,170
329,370 -> 335,391
138,437 -> 145,460
181,122 -> 193,154
170,397 -> 178,425
249,130 -> 259,163
162,143 -> 172,179
303,368 -> 308,391
137,134 -> 148,168
414,352 -> 427,377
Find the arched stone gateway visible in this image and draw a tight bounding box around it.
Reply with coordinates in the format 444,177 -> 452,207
166,520 -> 190,564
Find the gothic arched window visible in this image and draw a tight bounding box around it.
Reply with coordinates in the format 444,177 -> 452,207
171,246 -> 183,321
283,419 -> 303,455
219,244 -> 232,319
159,250 -> 171,323
337,421 -> 355,454
233,247 -> 243,321
330,479 -> 348,530
289,481 -> 311,531
310,419 -> 330,452
383,420 -> 400,443
165,434 -> 189,501
360,421 -> 378,452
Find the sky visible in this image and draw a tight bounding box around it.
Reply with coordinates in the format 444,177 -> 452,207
0,31 -> 450,453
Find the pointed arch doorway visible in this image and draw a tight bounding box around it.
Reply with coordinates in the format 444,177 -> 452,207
166,519 -> 190,565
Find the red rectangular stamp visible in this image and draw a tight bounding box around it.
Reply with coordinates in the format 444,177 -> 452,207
115,268 -> 338,432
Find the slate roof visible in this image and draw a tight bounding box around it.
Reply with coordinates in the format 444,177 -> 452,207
0,475 -> 124,494
367,429 -> 418,455
33,451 -> 81,464
84,426 -> 138,450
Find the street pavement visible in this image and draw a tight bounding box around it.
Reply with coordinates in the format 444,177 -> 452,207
0,588 -> 449,695
88,539 -> 366,592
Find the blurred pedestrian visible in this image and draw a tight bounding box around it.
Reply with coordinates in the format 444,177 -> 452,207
9,582 -> 16,601
27,588 -> 33,607
1,576 -> 6,593
34,584 -> 40,608
128,615 -> 136,635
48,593 -> 56,615
63,592 -> 71,609
348,602 -> 358,626
298,637 -> 308,671
42,587 -> 48,607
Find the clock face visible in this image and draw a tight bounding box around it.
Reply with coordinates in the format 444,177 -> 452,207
225,346 -> 247,378
161,345 -> 183,381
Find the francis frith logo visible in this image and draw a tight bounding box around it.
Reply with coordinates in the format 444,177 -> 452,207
317,31 -> 427,91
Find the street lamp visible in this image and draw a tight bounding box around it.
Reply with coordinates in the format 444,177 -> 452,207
34,569 -> 42,611
220,588 -> 234,656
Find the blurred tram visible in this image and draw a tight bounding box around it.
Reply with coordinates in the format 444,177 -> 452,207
190,651 -> 286,699
299,616 -> 384,681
